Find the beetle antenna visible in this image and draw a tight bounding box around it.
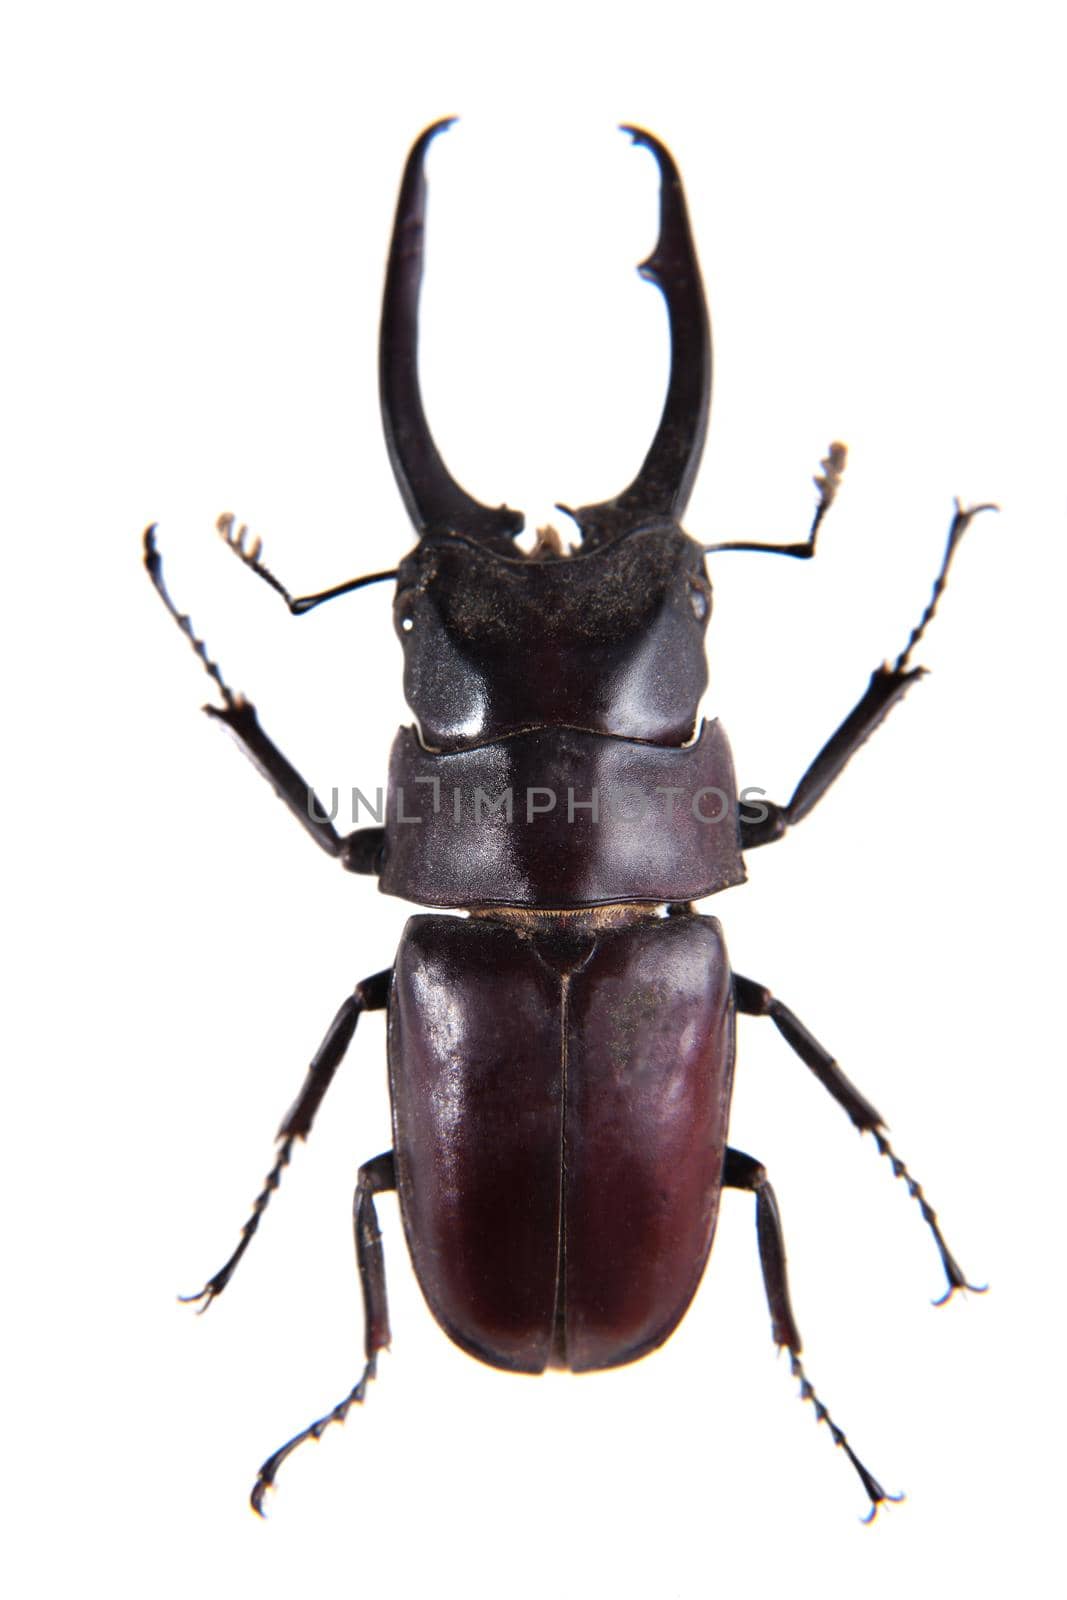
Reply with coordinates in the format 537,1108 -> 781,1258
143,525 -> 237,708
217,513 -> 292,606
704,442 -> 848,557
894,500 -> 998,672
217,513 -> 397,614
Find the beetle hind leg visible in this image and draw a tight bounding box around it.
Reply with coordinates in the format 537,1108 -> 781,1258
250,1151 -> 396,1516
724,1147 -> 902,1521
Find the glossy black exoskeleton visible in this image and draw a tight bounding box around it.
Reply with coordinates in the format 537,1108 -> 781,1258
145,120 -> 990,1517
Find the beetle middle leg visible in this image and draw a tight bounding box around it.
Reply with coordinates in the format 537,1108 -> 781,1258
250,1150 -> 396,1517
181,970 -> 391,1310
733,974 -> 983,1303
724,1147 -> 901,1521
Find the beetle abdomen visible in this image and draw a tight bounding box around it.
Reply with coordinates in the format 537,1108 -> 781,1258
388,911 -> 734,1374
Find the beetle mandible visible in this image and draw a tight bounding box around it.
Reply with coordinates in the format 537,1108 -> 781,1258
145,119 -> 991,1517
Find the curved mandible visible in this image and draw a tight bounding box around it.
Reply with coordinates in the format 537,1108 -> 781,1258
572,128 -> 712,547
379,119 -> 525,551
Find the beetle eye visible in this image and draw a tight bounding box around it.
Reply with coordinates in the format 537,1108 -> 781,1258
688,579 -> 711,621
395,590 -> 417,634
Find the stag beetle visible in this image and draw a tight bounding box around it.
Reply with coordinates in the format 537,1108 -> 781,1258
145,119 -> 991,1518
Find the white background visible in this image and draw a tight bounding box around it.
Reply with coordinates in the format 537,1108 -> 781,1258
2,3 -> 1063,1596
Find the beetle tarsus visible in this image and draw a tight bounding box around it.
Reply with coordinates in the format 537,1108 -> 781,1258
868,1129 -> 988,1304
726,1148 -> 899,1519
143,525 -> 238,709
789,1352 -> 904,1522
791,1352 -> 903,1518
251,1355 -> 379,1517
894,500 -> 998,673
179,1135 -> 296,1311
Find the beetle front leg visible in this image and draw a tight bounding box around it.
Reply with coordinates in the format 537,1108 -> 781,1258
724,1147 -> 901,1522
739,662 -> 926,848
251,1150 -> 396,1516
144,526 -> 383,872
204,697 -> 385,873
740,500 -> 996,850
181,970 -> 391,1311
733,974 -> 984,1304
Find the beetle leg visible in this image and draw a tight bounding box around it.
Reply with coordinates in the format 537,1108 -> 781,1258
739,500 -> 997,850
144,526 -> 385,868
739,663 -> 926,848
733,975 -> 985,1304
180,971 -> 391,1311
202,695 -> 386,873
250,1151 -> 396,1516
724,1147 -> 902,1522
